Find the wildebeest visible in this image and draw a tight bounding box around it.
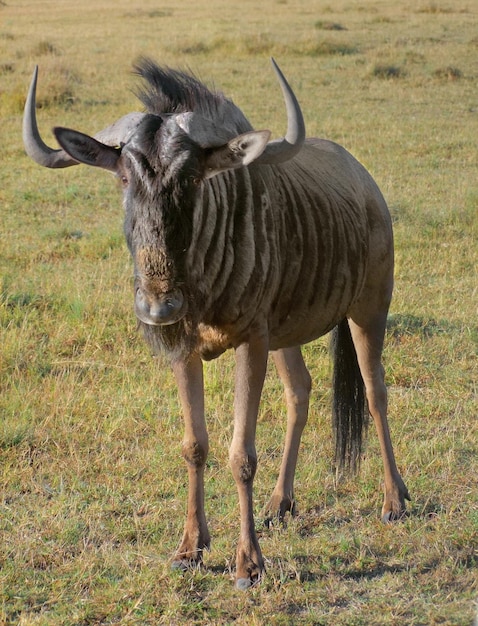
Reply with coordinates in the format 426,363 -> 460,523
23,59 -> 410,589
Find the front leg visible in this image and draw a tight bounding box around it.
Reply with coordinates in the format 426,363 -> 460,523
230,332 -> 269,589
171,353 -> 210,569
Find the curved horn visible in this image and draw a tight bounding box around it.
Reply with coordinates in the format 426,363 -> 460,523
23,66 -> 147,168
255,58 -> 306,165
23,66 -> 78,168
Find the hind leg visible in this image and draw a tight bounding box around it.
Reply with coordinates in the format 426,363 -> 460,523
264,346 -> 312,524
348,313 -> 410,521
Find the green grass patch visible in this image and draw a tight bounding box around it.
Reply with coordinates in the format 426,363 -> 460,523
433,65 -> 463,80
371,64 -> 404,78
31,40 -> 61,56
1,0 -> 477,623
314,21 -> 348,31
173,34 -> 359,57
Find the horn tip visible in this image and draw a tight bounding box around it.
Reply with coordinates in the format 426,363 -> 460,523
270,57 -> 286,81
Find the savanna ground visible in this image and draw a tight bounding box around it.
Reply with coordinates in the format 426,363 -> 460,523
1,0 -> 477,624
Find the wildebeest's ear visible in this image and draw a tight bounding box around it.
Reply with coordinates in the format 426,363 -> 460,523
53,127 -> 121,172
203,130 -> 271,179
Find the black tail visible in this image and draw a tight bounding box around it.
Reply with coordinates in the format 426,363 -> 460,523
331,318 -> 368,475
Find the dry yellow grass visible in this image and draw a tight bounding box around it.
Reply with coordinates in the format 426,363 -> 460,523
1,0 -> 477,624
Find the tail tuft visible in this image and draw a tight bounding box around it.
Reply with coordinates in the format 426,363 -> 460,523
331,318 -> 368,475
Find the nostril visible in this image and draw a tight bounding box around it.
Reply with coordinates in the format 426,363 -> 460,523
135,287 -> 150,319
167,292 -> 184,313
135,287 -> 147,312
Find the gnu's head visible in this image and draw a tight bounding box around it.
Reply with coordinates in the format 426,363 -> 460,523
53,113 -> 270,328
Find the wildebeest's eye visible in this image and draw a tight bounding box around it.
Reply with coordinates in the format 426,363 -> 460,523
116,171 -> 129,187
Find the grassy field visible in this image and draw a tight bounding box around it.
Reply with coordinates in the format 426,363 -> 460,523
1,0 -> 477,624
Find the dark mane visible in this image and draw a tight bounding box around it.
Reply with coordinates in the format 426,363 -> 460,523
133,58 -> 252,134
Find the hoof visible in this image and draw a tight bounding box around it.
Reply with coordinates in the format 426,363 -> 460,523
171,559 -> 189,572
263,496 -> 297,528
171,559 -> 200,572
236,576 -> 260,590
263,515 -> 275,529
382,510 -> 407,524
236,577 -> 252,591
